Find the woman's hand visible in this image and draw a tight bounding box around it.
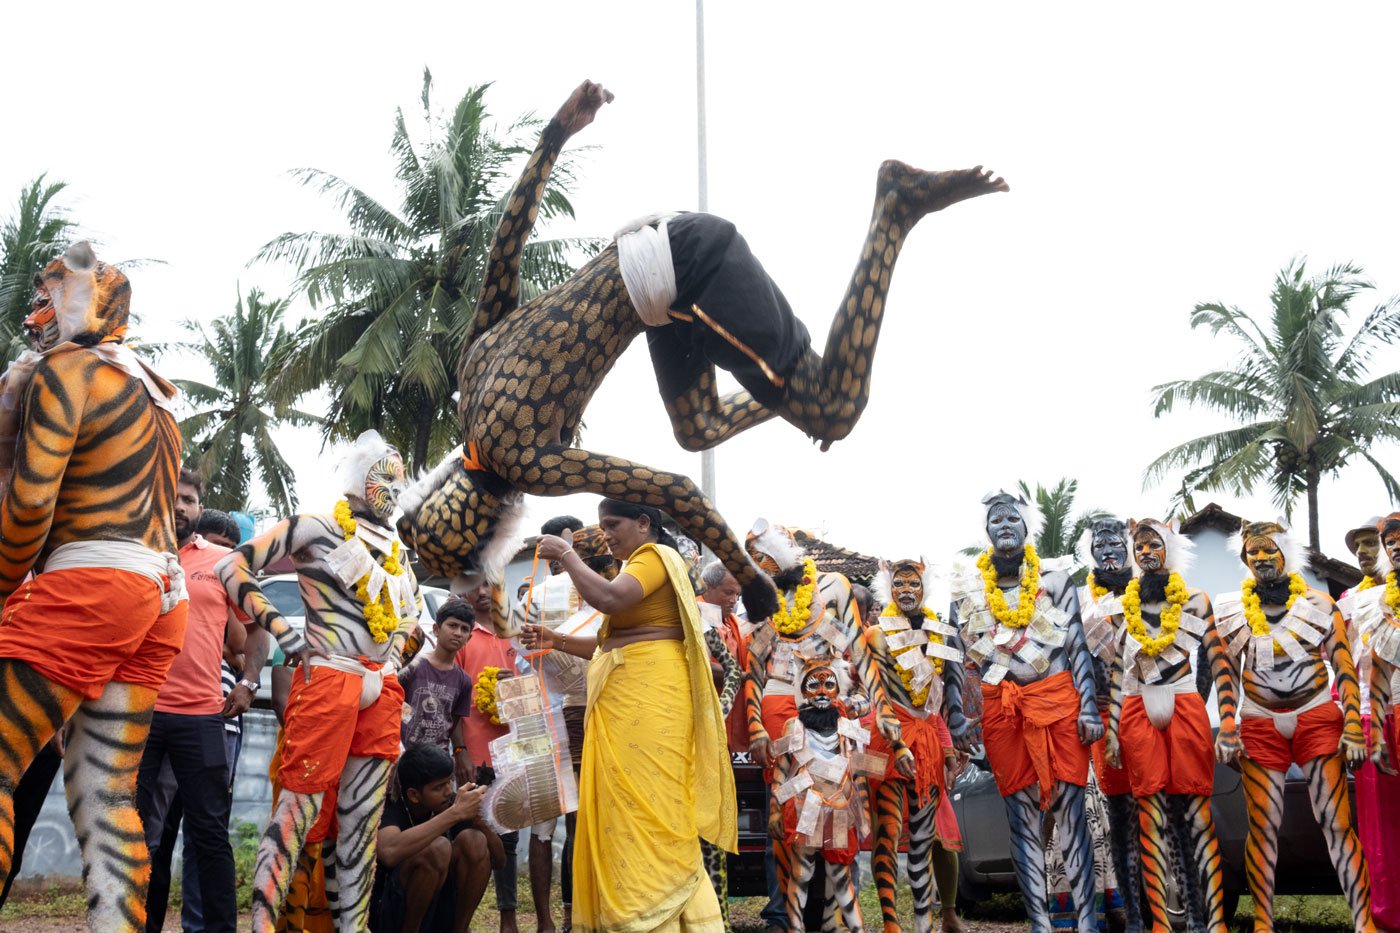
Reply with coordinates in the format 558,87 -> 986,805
536,534 -> 574,563
521,623 -> 557,651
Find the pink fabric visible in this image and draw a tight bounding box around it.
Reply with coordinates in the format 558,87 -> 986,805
1357,716 -> 1400,930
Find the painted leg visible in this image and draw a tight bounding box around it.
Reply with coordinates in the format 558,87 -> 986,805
331,755 -> 392,933
1239,758 -> 1284,933
1049,782 -> 1097,933
778,163 -> 1008,449
1180,795 -> 1227,933
1105,793 -> 1144,933
251,790 -> 321,933
823,860 -> 864,933
1301,756 -> 1374,932
1165,796 -> 1205,933
699,839 -> 731,933
1136,792 -> 1172,933
782,844 -> 816,933
870,780 -> 903,933
1004,788 -> 1052,933
0,661 -> 81,884
908,795 -> 938,933
62,681 -> 157,933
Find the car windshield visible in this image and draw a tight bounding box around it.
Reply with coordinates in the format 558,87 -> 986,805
261,578 -> 306,618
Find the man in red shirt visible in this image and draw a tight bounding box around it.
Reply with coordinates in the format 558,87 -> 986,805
136,469 -> 269,933
455,579 -> 524,933
699,561 -> 750,755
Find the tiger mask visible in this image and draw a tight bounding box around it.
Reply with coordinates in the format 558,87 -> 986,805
26,241 -> 130,351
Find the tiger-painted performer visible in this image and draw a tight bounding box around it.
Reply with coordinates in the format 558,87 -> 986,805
945,491 -> 1103,933
768,658 -> 877,932
1214,519 -> 1374,932
394,79 -> 1009,626
1075,518 -> 1143,933
864,558 -> 962,933
0,242 -> 186,932
1101,519 -> 1238,933
1356,514 -> 1400,927
218,431 -> 423,933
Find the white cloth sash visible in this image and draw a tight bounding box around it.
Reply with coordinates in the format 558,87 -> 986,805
309,654 -> 388,710
614,213 -> 680,326
1128,676 -> 1197,730
43,539 -> 186,613
1238,689 -> 1334,740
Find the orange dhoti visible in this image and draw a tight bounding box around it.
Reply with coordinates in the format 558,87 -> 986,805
1239,699 -> 1344,773
280,661 -> 404,794
980,670 -> 1090,809
1091,708 -> 1133,796
1119,692 -> 1214,798
0,566 -> 188,699
868,705 -> 947,807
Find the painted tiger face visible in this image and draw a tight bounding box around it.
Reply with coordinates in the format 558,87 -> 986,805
1089,519 -> 1129,573
1379,515 -> 1400,575
985,502 -> 1027,554
1242,526 -> 1286,583
26,242 -> 130,351
800,662 -> 840,709
745,521 -> 797,577
1131,524 -> 1167,575
890,561 -> 924,613
363,453 -> 406,520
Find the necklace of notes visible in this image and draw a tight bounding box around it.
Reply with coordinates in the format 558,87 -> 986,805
1215,590 -> 1332,673
770,718 -> 883,849
1080,587 -> 1207,688
953,572 -> 1064,687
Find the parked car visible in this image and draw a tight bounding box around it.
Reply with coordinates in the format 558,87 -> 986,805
727,750 -> 772,897
252,573 -> 451,704
950,740 -> 1354,922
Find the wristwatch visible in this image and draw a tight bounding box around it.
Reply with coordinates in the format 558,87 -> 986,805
237,678 -> 259,692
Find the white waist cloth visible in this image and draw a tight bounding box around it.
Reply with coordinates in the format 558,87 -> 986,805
309,654 -> 390,710
614,212 -> 679,326
1127,675 -> 1198,730
1239,689 -> 1334,740
42,539 -> 186,613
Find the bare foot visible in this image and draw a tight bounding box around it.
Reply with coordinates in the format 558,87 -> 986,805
941,907 -> 966,933
556,80 -> 614,137
878,160 -> 1009,217
499,909 -> 520,933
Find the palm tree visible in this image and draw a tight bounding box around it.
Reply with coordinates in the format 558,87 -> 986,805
1144,258 -> 1400,549
169,288 -> 319,515
961,477 -> 1109,565
256,70 -> 599,471
0,176 -> 76,365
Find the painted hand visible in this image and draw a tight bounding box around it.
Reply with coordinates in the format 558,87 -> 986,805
750,736 -> 772,770
1373,741 -> 1397,776
1104,734 -> 1122,770
1214,728 -> 1243,765
555,80 -> 614,138
1340,729 -> 1368,765
294,646 -> 330,683
1077,710 -> 1105,745
894,748 -> 917,781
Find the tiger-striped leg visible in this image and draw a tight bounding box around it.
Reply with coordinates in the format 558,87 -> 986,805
0,661 -> 81,884
1165,796 -> 1205,933
1049,782 -> 1096,933
822,860 -> 864,933
1301,755 -> 1375,932
1136,792 -> 1172,933
701,839 -> 731,932
331,755 -> 392,933
778,163 -> 1007,449
781,842 -> 817,932
1004,788 -> 1052,933
62,681 -> 158,933
871,780 -> 904,933
1104,793 -> 1144,933
252,790 -> 321,933
320,838 -> 338,929
1239,758 -> 1284,933
908,795 -> 939,933
1180,795 -> 1227,933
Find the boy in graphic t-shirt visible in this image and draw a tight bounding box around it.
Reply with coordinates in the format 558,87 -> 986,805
399,598 -> 476,783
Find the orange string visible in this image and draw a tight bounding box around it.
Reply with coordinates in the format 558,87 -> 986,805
520,545 -> 570,815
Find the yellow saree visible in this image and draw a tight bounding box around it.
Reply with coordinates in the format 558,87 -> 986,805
573,543 -> 738,932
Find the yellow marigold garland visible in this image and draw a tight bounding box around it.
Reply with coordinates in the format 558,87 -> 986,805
1121,572 -> 1188,657
1356,575 -> 1378,592
881,603 -> 945,707
772,558 -> 819,636
1086,573 -> 1110,601
1385,571 -> 1400,615
474,665 -> 502,725
334,499 -> 406,644
976,544 -> 1041,628
1241,573 -> 1307,654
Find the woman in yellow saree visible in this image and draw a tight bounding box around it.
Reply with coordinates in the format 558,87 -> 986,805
526,499 -> 737,932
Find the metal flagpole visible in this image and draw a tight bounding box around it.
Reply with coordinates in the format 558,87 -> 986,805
696,0 -> 717,504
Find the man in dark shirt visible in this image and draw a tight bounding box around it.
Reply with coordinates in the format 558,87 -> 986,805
399,603 -> 476,782
373,744 -> 493,933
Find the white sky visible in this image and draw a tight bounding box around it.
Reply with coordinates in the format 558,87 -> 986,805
3,1 -> 1398,566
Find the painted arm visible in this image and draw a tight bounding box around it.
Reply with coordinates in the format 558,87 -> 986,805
0,358 -> 82,599
385,575 -> 424,668
1324,600 -> 1366,763
461,80 -> 612,350
1199,594 -> 1242,764
746,636 -> 772,766
768,721 -> 795,839
1104,647 -> 1125,768
216,516 -> 311,656
1060,582 -> 1105,744
943,601 -> 977,751
855,627 -> 916,779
